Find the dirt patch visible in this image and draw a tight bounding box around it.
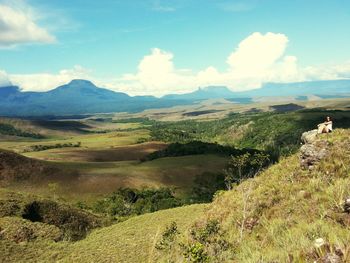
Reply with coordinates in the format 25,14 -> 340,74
45,142 -> 168,162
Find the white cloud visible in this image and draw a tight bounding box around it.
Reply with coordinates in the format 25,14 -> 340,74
2,32 -> 350,96
302,61 -> 350,80
227,32 -> 288,76
9,66 -> 91,91
115,48 -> 196,96
0,70 -> 11,86
0,2 -> 55,47
115,32 -> 298,95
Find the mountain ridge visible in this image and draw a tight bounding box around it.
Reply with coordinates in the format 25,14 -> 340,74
0,79 -> 349,116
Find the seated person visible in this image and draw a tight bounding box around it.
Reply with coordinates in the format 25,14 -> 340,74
317,116 -> 333,134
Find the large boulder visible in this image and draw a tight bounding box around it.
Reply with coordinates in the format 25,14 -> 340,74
300,132 -> 329,169
301,129 -> 318,144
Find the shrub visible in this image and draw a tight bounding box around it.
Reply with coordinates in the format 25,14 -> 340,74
155,221 -> 179,250
92,188 -> 182,218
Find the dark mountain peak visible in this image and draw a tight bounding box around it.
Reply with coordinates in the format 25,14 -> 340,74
200,86 -> 232,92
50,79 -> 110,95
60,79 -> 97,91
68,79 -> 95,87
0,85 -> 20,97
163,85 -> 236,100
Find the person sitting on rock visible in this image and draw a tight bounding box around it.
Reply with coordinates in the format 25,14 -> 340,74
317,116 -> 333,134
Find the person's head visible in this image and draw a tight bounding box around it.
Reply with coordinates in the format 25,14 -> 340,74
326,116 -> 331,121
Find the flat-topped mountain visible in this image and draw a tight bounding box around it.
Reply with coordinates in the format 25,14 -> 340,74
0,79 -> 349,116
163,86 -> 236,100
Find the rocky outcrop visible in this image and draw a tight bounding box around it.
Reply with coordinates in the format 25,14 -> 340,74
301,129 -> 318,144
300,130 -> 329,169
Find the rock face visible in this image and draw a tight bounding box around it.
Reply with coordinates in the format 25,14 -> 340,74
300,130 -> 329,169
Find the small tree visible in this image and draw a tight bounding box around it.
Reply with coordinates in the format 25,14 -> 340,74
223,152 -> 270,190
48,182 -> 59,200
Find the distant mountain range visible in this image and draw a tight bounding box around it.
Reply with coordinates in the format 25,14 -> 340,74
164,79 -> 350,101
0,79 -> 349,116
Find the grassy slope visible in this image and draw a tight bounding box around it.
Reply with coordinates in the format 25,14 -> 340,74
63,204 -> 205,263
160,129 -> 350,262
6,154 -> 227,204
0,203 -> 205,263
6,130 -> 349,263
0,129 -> 150,154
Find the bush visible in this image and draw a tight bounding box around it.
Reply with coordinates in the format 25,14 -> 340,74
155,221 -> 179,250
92,188 -> 182,218
28,142 -> 81,152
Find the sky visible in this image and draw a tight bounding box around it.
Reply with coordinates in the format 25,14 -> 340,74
0,0 -> 350,96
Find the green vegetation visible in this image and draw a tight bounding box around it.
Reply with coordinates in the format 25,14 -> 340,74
27,142 -> 81,152
0,189 -> 103,242
91,188 -> 182,219
190,172 -> 226,203
158,129 -> 350,262
223,151 -> 270,189
0,123 -> 44,139
2,109 -> 350,262
149,110 -> 350,156
144,141 -> 262,161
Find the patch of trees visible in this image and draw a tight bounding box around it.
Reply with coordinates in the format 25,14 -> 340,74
91,188 -> 181,219
149,118 -> 238,143
0,123 -> 44,138
29,142 -> 81,152
144,141 -> 260,161
148,110 -> 350,157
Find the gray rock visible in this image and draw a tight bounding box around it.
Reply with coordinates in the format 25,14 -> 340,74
301,129 -> 318,144
300,133 -> 329,169
322,253 -> 342,263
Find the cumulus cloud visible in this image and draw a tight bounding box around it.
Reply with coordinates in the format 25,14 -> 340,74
115,32 -> 299,95
10,66 -> 91,91
2,32 -> 350,96
227,32 -> 288,75
0,2 -> 55,47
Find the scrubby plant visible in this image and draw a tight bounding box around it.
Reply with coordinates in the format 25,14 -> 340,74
183,242 -> 209,263
155,221 -> 179,250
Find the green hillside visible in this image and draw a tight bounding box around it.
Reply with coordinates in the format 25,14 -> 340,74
158,129 -> 350,262
1,129 -> 349,262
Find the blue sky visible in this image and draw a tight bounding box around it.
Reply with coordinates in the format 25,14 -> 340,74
0,0 -> 350,96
